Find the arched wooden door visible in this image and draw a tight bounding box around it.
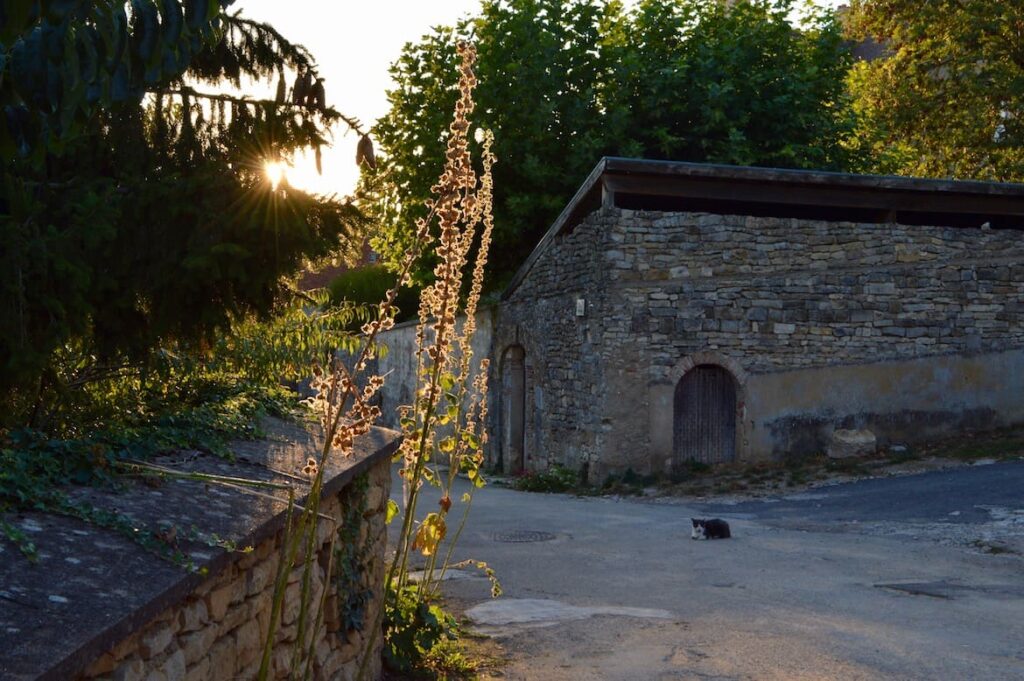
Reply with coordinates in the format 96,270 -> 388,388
500,345 -> 526,473
673,365 -> 737,464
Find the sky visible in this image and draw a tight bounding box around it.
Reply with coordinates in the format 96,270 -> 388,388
237,0 -> 482,196
236,0 -> 847,196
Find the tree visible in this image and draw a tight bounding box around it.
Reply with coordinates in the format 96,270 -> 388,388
0,2 -> 365,425
365,0 -> 615,287
845,0 -> 1024,181
604,0 -> 853,169
362,0 -> 853,288
0,0 -> 227,158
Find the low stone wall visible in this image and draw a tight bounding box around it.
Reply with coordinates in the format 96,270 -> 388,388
0,421 -> 397,681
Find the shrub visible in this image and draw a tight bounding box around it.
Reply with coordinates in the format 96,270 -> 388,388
382,584 -> 460,674
327,265 -> 420,323
513,464 -> 579,493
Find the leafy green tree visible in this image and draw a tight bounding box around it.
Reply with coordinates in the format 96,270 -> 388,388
604,0 -> 853,168
365,0 -> 614,286
0,3 -> 365,426
844,0 -> 1024,181
363,0 -> 853,288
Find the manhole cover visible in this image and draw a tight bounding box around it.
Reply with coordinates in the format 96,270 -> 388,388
492,530 -> 556,543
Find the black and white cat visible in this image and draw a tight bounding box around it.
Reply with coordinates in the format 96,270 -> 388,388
691,517 -> 731,540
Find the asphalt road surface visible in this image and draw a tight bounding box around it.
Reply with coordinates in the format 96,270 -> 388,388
403,460 -> 1024,680
698,460 -> 1024,525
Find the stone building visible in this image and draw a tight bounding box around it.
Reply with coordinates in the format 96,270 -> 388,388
490,158 -> 1024,480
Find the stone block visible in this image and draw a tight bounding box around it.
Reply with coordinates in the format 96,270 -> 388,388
158,649 -> 185,681
205,583 -> 234,622
87,652 -> 117,676
255,539 -> 277,561
179,626 -> 217,666
364,483 -> 385,513
178,599 -> 208,633
139,622 -> 175,660
234,619 -> 262,671
183,657 -> 209,681
865,282 -> 896,295
272,646 -> 294,678
222,568 -> 245,600
281,581 -> 302,626
827,429 -> 877,459
219,598 -> 250,635
247,556 -> 279,596
111,658 -> 146,681
208,634 -> 236,680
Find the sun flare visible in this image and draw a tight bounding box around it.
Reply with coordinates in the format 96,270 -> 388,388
264,160 -> 289,189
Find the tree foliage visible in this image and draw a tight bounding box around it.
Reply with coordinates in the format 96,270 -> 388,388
605,0 -> 853,168
0,2 -> 366,426
844,0 -> 1024,181
362,0 -> 853,288
0,0 -> 226,158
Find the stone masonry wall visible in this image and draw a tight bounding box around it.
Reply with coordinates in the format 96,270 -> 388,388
606,211 -> 1024,375
497,207 -> 1024,476
495,212 -> 616,475
77,457 -> 391,681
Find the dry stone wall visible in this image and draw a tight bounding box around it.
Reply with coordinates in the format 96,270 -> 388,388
77,457 -> 391,681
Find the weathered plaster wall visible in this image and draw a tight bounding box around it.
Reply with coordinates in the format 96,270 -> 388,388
373,308 -> 495,432
498,207 -> 1024,478
744,348 -> 1024,457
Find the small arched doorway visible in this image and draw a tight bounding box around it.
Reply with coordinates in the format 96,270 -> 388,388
500,345 -> 526,473
673,365 -> 737,464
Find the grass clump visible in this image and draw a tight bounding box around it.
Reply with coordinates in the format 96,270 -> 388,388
944,434 -> 1024,461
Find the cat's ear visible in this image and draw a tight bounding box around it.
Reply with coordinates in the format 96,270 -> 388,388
691,518 -> 698,526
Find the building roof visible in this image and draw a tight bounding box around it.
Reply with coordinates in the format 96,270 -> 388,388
502,157 -> 1024,300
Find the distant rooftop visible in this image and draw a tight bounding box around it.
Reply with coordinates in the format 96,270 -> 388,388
503,157 -> 1024,299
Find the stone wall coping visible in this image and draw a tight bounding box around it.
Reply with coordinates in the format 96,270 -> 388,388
0,419 -> 399,681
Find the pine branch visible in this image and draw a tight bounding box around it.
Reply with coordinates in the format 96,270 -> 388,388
158,86 -> 366,136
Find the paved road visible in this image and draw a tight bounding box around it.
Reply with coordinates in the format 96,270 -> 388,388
401,460 -> 1024,680
698,460 -> 1024,525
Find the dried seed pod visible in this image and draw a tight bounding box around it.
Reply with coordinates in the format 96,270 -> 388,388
275,72 -> 286,103
305,77 -> 321,109
311,78 -> 326,111
356,134 -> 376,169
292,71 -> 311,105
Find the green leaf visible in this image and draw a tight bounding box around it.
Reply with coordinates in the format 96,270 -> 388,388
385,499 -> 399,524
131,0 -> 161,65
159,0 -> 184,45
